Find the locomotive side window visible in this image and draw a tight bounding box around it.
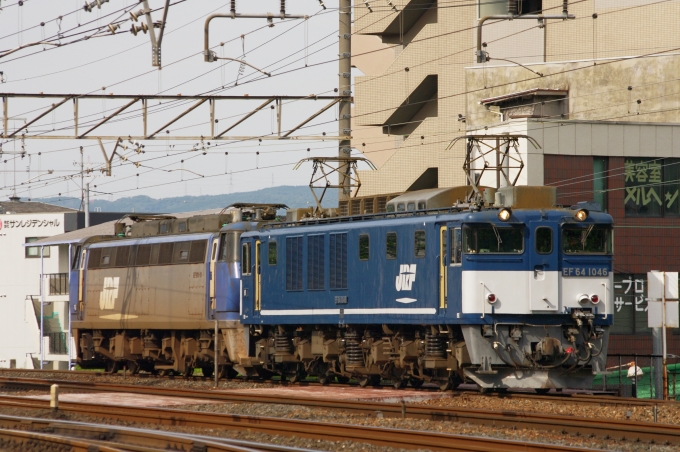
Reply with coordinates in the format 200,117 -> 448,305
241,242 -> 252,275
158,243 -> 174,264
396,203 -> 405,212
100,248 -> 114,267
71,246 -> 81,270
463,225 -> 524,254
407,202 -> 416,211
450,228 -> 462,264
178,222 -> 187,232
414,230 -> 426,258
189,240 -> 207,263
150,244 -> 160,265
562,226 -> 612,254
173,242 -> 191,263
268,241 -> 278,265
535,227 -> 553,254
87,248 -> 102,269
359,234 -> 370,260
386,232 -> 397,259
115,246 -> 131,267
136,244 -> 151,266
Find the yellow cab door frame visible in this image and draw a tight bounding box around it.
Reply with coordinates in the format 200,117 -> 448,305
255,240 -> 262,311
439,225 -> 447,309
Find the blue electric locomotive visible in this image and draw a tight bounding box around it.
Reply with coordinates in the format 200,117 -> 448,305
238,186 -> 612,390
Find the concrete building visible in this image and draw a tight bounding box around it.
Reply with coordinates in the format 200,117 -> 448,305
0,199 -> 126,369
351,0 -> 680,195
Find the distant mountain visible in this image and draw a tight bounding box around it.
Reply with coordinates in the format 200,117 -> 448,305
37,185 -> 337,213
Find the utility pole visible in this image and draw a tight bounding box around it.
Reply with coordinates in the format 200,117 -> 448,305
80,146 -> 84,212
338,0 -> 352,203
84,182 -> 90,228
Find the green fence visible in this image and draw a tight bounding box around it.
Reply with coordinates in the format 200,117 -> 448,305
592,359 -> 680,399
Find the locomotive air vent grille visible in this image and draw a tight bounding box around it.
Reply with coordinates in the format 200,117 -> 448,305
307,235 -> 325,290
338,201 -> 349,216
350,200 -> 361,215
286,236 -> 303,291
364,198 -> 374,214
329,233 -> 348,290
377,197 -> 387,213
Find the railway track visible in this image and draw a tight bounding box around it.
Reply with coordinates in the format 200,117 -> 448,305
0,414 -> 313,452
0,395 -> 606,451
0,368 -> 669,408
0,375 -> 677,445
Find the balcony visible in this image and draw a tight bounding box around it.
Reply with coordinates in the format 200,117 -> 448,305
46,273 -> 69,296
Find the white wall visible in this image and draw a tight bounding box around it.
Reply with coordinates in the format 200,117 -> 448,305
0,213 -> 68,368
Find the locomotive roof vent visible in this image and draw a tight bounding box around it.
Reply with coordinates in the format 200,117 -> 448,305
494,186 -> 557,209
386,186 -> 490,212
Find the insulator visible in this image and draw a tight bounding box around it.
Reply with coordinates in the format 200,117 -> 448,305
130,10 -> 144,22
425,333 -> 446,358
274,332 -> 291,354
345,331 -> 364,366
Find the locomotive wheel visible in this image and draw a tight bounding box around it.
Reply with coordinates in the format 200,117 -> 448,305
392,379 -> 406,389
336,376 -> 350,384
318,375 -> 331,385
439,379 -> 453,391
359,375 -> 381,387
105,361 -> 119,375
183,367 -> 195,379
202,365 -> 214,378
126,361 -> 140,376
289,369 -> 307,384
218,366 -> 239,380
409,377 -> 424,389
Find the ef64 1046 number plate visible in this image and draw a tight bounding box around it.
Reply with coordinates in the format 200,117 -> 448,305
562,267 -> 608,277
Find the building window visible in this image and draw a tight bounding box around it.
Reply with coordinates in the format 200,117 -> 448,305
359,234 -> 370,261
25,237 -> 50,258
479,0 -> 541,18
386,232 -> 397,259
624,158 -> 680,217
268,241 -> 278,265
414,230 -> 426,258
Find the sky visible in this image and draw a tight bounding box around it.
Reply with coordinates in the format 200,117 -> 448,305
0,0 -> 362,203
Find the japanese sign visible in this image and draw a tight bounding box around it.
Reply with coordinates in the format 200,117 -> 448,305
612,273 -> 650,335
625,158 -> 680,217
0,218 -> 60,229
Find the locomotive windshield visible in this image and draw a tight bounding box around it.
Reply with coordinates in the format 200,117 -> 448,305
562,225 -> 612,254
463,224 -> 524,254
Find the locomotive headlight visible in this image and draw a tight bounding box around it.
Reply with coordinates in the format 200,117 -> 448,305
590,294 -> 600,304
498,208 -> 512,222
574,209 -> 588,222
577,294 -> 590,304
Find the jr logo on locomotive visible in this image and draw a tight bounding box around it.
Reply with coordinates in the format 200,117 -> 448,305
99,277 -> 119,310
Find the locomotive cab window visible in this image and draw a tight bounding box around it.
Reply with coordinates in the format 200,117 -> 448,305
71,246 -> 81,270
463,224 -> 524,254
359,234 -> 370,260
241,242 -> 252,275
450,228 -> 462,264
414,230 -> 426,258
386,232 -> 397,259
219,232 -> 241,262
562,226 -> 612,254
268,241 -> 277,265
535,227 -> 553,254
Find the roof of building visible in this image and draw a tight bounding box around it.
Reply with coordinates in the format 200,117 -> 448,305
0,200 -> 76,215
480,89 -> 569,106
30,208 -> 225,246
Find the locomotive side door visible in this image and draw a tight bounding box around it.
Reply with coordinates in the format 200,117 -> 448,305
528,222 -> 559,311
439,225 -> 447,309
254,240 -> 262,311
209,237 -> 219,314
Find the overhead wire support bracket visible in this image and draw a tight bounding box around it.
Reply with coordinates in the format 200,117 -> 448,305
294,156 -> 376,212
141,0 -> 170,67
203,2 -> 309,63
476,1 -> 575,63
97,137 -> 121,176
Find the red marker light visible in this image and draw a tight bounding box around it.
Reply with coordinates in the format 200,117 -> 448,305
591,295 -> 600,304
565,347 -> 574,354
487,294 -> 497,304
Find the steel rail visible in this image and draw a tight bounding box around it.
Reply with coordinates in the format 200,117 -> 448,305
0,377 -> 677,444
0,427 -> 127,452
0,413 -> 297,452
0,396 -> 597,451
